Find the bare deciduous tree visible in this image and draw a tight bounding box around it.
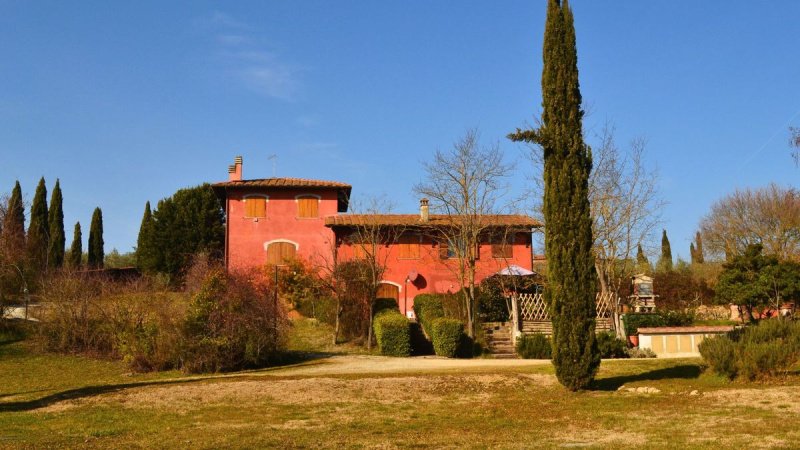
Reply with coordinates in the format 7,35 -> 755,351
414,129 -> 513,337
699,184 -> 800,262
313,196 -> 402,348
792,127 -> 800,166
525,124 -> 664,295
589,128 -> 664,297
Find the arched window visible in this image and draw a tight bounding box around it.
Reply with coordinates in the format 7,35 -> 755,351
266,240 -> 297,265
296,194 -> 320,218
244,195 -> 268,218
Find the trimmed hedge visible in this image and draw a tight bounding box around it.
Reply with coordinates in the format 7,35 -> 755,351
699,319 -> 800,380
430,318 -> 465,357
374,297 -> 400,316
373,310 -> 410,357
516,333 -> 552,359
413,294 -> 445,338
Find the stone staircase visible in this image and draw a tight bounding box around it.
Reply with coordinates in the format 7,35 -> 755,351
482,322 -> 516,359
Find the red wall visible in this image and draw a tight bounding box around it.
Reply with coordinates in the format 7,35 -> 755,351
334,233 -> 533,317
223,186 -> 534,318
225,188 -> 339,270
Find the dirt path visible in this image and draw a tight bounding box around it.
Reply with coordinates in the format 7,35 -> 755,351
270,354 -> 553,377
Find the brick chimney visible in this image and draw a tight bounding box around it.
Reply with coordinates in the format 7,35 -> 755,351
228,156 -> 243,181
419,198 -> 429,222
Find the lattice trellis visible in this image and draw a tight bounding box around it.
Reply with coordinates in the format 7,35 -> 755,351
517,292 -> 616,322
518,293 -> 548,321
595,292 -> 614,319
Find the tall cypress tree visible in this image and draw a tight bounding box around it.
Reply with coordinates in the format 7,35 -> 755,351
47,179 -> 65,268
135,201 -> 158,271
87,207 -> 104,269
1,181 -> 26,262
636,243 -> 651,274
694,231 -> 705,264
689,243 -> 697,264
69,222 -> 82,269
509,0 -> 598,390
27,177 -> 49,272
657,229 -> 673,272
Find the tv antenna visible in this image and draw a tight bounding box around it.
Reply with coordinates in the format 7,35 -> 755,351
268,154 -> 277,177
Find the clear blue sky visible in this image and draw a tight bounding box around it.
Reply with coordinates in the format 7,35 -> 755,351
1,1 -> 798,261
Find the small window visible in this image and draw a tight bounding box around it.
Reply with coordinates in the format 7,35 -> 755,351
439,238 -> 479,260
267,241 -> 296,265
491,234 -> 514,259
244,196 -> 267,218
398,234 -> 420,259
297,195 -> 319,218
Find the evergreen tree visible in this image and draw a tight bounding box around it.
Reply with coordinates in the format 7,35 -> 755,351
87,207 -> 104,269
508,0 -> 598,390
69,222 -> 82,269
135,201 -> 159,271
1,181 -> 27,294
694,231 -> 705,264
47,179 -> 65,268
26,177 -> 49,272
636,243 -> 651,274
1,181 -> 26,261
149,184 -> 225,276
657,229 -> 673,272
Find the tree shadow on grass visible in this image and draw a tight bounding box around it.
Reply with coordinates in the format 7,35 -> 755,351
591,364 -> 703,391
0,351 -> 340,413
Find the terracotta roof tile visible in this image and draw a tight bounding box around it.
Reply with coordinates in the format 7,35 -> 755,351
212,178 -> 351,189
325,214 -> 541,228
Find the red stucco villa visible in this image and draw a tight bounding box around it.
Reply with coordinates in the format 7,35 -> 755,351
212,156 -> 540,317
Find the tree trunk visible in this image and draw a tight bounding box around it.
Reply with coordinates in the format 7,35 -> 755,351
367,300 -> 374,350
333,298 -> 342,345
467,261 -> 476,338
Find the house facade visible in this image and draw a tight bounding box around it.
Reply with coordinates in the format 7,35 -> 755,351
212,156 -> 540,317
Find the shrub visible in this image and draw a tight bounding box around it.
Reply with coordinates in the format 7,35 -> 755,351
413,294 -> 444,338
516,333 -> 552,359
596,332 -> 628,359
431,318 -> 465,358
625,347 -> 656,358
373,310 -> 410,356
623,311 -> 694,336
699,320 -> 800,381
699,334 -> 738,379
181,267 -> 287,373
373,298 -> 400,316
476,280 -> 510,323
37,262 -> 288,374
36,272 -> 187,370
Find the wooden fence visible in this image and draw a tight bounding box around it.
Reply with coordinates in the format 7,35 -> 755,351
515,292 -> 616,335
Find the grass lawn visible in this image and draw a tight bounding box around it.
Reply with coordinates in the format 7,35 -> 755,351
2,321 -> 800,449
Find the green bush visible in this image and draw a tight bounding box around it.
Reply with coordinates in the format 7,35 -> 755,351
476,281 -> 509,323
699,334 -> 738,379
516,333 -> 552,359
413,294 -> 445,338
596,332 -> 628,359
430,318 -> 465,357
699,320 -> 800,381
373,311 -> 410,356
374,297 -> 400,316
625,347 -> 656,358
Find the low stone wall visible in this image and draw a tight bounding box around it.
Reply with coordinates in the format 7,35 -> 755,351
637,326 -> 734,358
